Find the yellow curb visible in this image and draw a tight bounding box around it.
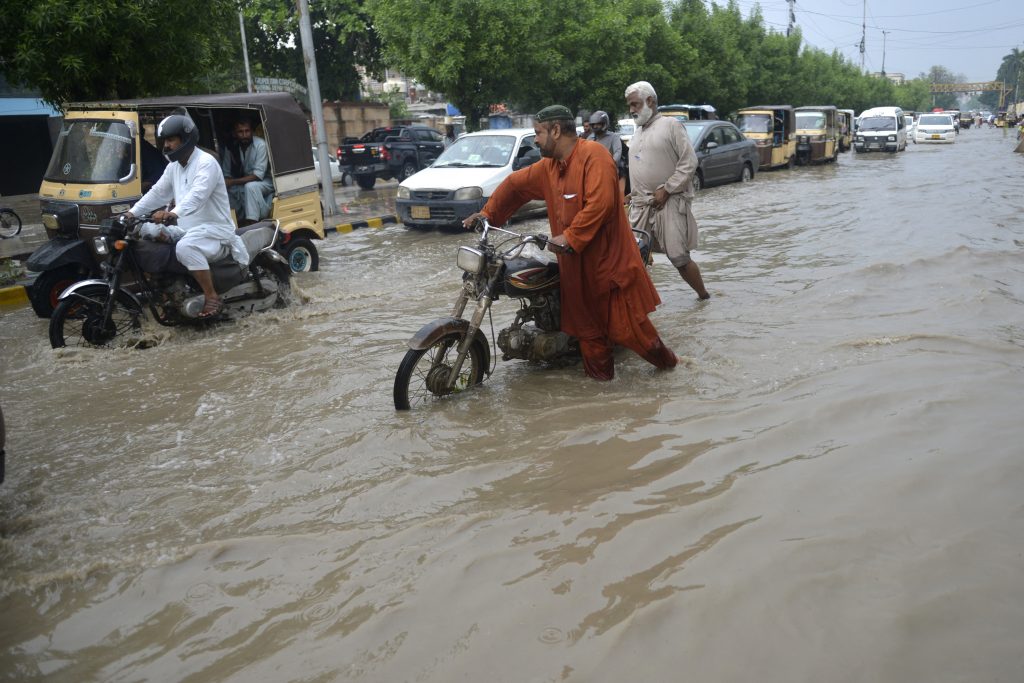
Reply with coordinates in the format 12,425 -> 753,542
366,217 -> 383,228
0,285 -> 28,308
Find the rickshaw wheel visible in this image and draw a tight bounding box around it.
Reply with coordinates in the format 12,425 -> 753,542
283,237 -> 319,273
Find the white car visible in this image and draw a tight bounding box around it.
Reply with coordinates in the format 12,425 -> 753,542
395,128 -> 544,229
618,118 -> 636,144
311,147 -> 343,184
914,114 -> 956,144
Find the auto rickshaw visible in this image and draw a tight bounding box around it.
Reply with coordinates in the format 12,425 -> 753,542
838,108 -> 856,151
657,104 -> 718,122
735,105 -> 796,170
794,105 -> 840,164
26,93 -> 324,318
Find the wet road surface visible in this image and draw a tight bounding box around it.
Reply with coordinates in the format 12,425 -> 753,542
2,128 -> 1024,681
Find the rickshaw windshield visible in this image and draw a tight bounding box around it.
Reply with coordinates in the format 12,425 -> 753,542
737,113 -> 771,133
45,120 -> 135,184
795,112 -> 826,129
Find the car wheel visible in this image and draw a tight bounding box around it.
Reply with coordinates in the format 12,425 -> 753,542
400,161 -> 418,180
691,172 -> 703,193
355,174 -> 375,190
739,163 -> 753,182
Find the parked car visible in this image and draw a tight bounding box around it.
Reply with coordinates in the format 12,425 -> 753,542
682,120 -> 759,191
913,113 -> 956,144
337,125 -> 445,189
311,147 -> 344,185
395,128 -> 544,230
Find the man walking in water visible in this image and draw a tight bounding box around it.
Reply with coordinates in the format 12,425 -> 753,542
625,80 -> 710,300
463,105 -> 677,381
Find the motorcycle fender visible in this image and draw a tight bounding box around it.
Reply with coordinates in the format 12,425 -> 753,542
58,279 -> 143,311
26,238 -> 93,273
257,247 -> 288,266
408,316 -> 491,370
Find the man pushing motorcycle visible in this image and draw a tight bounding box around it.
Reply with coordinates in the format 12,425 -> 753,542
125,114 -> 249,318
463,104 -> 677,381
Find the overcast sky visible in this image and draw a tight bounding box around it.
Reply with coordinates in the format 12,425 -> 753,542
734,0 -> 1022,82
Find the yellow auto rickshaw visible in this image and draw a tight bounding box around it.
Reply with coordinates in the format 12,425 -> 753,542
735,105 -> 796,170
27,93 -> 325,317
838,108 -> 856,151
794,105 -> 840,164
656,104 -> 718,122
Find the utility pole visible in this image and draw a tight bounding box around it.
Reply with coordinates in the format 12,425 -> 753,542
881,30 -> 889,77
238,11 -> 254,94
786,0 -> 796,37
860,0 -> 866,70
296,0 -> 338,216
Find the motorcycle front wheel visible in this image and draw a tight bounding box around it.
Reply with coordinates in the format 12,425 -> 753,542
49,285 -> 143,348
394,331 -> 487,410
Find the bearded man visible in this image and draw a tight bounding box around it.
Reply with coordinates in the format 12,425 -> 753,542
463,105 -> 677,381
625,81 -> 710,300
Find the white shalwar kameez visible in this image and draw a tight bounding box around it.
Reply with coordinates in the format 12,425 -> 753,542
130,148 -> 249,271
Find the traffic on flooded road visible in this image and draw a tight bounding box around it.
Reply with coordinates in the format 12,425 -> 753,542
2,127 -> 1023,681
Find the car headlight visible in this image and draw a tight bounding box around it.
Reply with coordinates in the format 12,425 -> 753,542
454,186 -> 483,201
397,186 -> 411,199
457,246 -> 485,274
888,135 -> 897,141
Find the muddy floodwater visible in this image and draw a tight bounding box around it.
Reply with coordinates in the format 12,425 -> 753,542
2,128 -> 1024,681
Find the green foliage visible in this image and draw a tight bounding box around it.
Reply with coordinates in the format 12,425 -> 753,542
243,0 -> 383,102
367,87 -> 411,120
0,0 -> 239,107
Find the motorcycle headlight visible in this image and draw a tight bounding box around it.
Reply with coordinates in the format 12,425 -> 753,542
457,246 -> 485,274
454,186 -> 483,201
93,236 -> 109,255
397,186 -> 411,199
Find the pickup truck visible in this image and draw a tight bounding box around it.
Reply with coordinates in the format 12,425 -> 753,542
337,125 -> 445,189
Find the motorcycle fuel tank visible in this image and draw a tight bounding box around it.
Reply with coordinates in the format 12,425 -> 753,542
502,253 -> 559,297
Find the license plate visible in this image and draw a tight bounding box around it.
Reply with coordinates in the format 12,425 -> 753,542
410,206 -> 430,219
931,134 -> 941,139
355,165 -> 371,173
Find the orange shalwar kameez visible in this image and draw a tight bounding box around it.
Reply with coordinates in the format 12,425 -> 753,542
482,139 -> 677,380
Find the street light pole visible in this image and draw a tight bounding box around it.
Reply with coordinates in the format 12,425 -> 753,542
296,0 -> 338,216
238,11 -> 254,94
881,30 -> 889,77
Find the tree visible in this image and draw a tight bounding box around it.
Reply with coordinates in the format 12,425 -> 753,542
0,0 -> 239,107
368,0 -> 686,129
243,0 -> 384,102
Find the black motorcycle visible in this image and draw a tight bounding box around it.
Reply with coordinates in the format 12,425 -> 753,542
393,218 -> 650,410
48,210 -> 292,348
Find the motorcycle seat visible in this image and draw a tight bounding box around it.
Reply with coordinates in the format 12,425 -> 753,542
237,224 -> 277,261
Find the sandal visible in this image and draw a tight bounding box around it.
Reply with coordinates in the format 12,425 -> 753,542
198,295 -> 223,319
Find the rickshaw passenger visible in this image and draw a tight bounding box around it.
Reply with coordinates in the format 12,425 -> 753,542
222,118 -> 274,225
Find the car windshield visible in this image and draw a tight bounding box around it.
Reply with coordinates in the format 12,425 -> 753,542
433,134 -> 515,167
618,122 -> 635,135
736,113 -> 771,133
859,116 -> 896,132
919,115 -> 952,126
45,119 -> 135,184
796,112 -> 826,129
682,122 -> 708,140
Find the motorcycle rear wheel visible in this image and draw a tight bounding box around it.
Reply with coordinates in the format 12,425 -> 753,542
394,331 -> 487,410
49,285 -> 143,348
0,208 -> 21,238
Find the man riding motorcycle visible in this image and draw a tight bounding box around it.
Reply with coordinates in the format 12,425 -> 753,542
125,114 -> 249,318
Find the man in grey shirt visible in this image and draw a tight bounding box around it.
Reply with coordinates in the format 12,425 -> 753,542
588,111 -> 625,197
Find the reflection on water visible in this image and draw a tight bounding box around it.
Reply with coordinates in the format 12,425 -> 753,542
3,130 -> 1024,681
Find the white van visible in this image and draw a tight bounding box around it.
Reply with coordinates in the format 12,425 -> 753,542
853,106 -> 907,153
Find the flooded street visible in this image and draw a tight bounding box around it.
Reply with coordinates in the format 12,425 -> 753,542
2,127 -> 1024,681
